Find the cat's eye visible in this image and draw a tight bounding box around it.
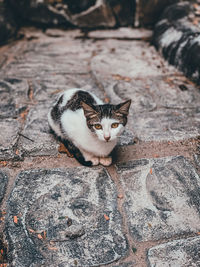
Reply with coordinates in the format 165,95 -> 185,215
111,123 -> 119,128
94,124 -> 102,130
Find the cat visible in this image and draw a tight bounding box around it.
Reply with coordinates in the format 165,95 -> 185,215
48,88 -> 131,166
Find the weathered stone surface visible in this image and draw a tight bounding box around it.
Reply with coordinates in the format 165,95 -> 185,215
0,0 -> 17,44
0,170 -> 8,204
5,167 -> 128,266
30,74 -> 100,102
116,156 -> 200,242
0,119 -> 20,160
0,78 -> 28,119
118,129 -> 135,146
87,27 -> 152,40
131,107 -> 200,142
113,80 -> 157,113
194,154 -> 200,169
147,236 -> 200,266
19,101 -> 59,156
3,33 -> 91,79
91,37 -> 200,142
112,262 -> 135,267
154,1 -> 200,83
91,39 -> 173,82
147,76 -> 200,109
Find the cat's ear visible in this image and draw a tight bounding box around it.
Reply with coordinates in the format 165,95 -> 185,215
81,102 -> 98,119
115,99 -> 131,116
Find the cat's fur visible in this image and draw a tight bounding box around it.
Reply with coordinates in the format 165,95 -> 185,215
48,88 -> 131,166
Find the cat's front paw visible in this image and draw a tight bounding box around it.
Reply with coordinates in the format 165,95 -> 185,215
90,156 -> 100,166
100,156 -> 112,166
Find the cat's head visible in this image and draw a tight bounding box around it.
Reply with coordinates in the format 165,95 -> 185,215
81,100 -> 131,142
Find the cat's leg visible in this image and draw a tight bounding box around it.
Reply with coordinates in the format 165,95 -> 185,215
81,150 -> 100,166
99,156 -> 112,166
62,139 -> 92,166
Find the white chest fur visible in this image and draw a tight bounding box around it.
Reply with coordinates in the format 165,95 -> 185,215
61,109 -> 117,157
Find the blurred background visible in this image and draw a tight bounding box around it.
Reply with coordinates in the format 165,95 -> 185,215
1,0 -> 200,82
0,0 -> 184,44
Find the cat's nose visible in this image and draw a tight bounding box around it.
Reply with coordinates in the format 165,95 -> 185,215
104,136 -> 110,142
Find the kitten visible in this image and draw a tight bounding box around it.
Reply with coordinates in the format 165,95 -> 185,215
48,88 -> 131,166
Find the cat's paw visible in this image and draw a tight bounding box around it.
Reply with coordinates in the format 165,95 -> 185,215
90,156 -> 100,166
100,157 -> 112,166
82,151 -> 99,166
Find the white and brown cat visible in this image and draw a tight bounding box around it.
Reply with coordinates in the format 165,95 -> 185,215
48,88 -> 131,166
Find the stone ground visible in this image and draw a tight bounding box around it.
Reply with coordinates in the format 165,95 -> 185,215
0,27 -> 200,267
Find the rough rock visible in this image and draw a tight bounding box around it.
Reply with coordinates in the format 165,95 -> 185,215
116,156 -> 200,242
87,27 -> 152,40
5,167 -> 128,266
0,170 -> 8,204
194,154 -> 200,169
0,78 -> 29,119
19,101 -> 59,157
118,129 -> 135,146
147,236 -> 200,266
3,33 -> 91,79
112,262 -> 135,267
0,119 -> 20,160
0,0 -> 17,44
91,37 -> 200,142
154,1 -> 200,83
130,107 -> 200,142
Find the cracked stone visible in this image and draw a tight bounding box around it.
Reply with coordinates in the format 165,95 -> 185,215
116,156 -> 200,242
30,74 -> 100,102
5,167 -> 128,266
91,39 -> 173,82
0,170 -> 8,204
88,28 -> 152,40
63,225 -> 85,239
19,101 -> 59,157
131,107 -> 200,142
112,262 -> 136,267
147,76 -> 200,109
90,38 -> 200,141
0,119 -> 20,160
118,129 -> 135,146
0,78 -> 29,119
113,80 -> 157,113
3,35 -> 92,79
194,154 -> 200,170
147,236 -> 200,266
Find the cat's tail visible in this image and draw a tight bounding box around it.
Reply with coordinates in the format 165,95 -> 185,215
62,139 -> 92,167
